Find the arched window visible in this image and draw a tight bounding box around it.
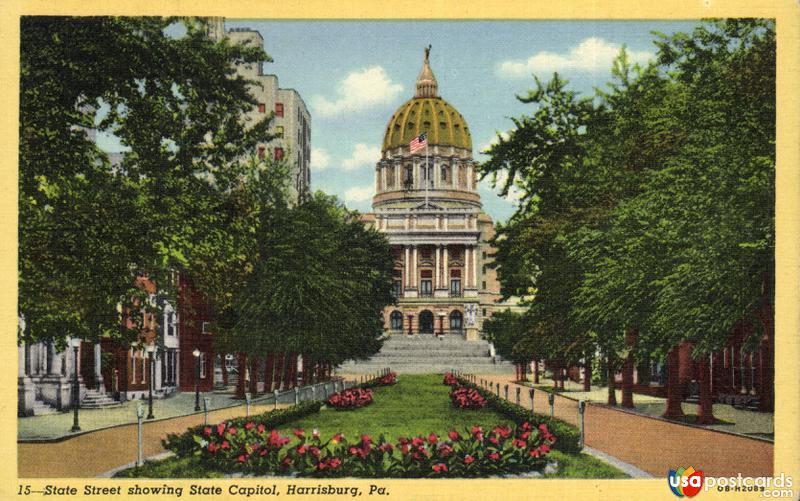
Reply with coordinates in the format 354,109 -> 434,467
404,165 -> 413,186
441,164 -> 449,183
419,310 -> 434,334
387,165 -> 395,187
390,311 -> 403,330
449,310 -> 463,332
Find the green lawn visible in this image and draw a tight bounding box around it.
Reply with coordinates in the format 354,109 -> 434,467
117,374 -> 627,479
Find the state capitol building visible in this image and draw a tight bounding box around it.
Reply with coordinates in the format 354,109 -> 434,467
362,48 -> 512,341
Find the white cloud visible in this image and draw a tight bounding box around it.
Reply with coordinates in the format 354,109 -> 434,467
480,169 -> 524,203
497,38 -> 653,78
478,131 -> 511,155
311,147 -> 331,171
342,143 -> 381,171
343,185 -> 374,203
311,66 -> 404,118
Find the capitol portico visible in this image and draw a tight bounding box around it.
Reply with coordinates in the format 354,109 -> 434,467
362,47 -> 505,341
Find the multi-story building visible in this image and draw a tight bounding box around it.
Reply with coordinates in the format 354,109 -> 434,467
215,20 -> 311,202
362,48 -> 508,341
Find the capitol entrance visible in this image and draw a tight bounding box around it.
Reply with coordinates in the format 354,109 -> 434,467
419,310 -> 434,334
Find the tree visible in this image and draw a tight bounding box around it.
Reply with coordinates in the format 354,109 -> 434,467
19,16 -> 273,347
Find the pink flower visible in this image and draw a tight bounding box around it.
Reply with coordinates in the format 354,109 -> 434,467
521,421 -> 532,431
488,452 -> 500,460
203,426 -> 212,437
539,444 -> 550,454
494,426 -> 512,439
437,444 -> 453,457
529,448 -> 541,458
361,434 -> 372,444
432,463 -> 448,473
330,457 -> 341,469
513,439 -> 527,448
217,423 -> 226,436
244,422 -> 254,431
207,442 -> 217,453
297,445 -> 307,455
471,426 -> 482,436
427,433 -> 438,444
463,455 -> 475,465
293,428 -> 305,438
221,440 -> 230,450
448,430 -> 460,441
237,454 -> 246,463
257,424 -> 266,434
310,447 -> 321,458
228,427 -> 237,436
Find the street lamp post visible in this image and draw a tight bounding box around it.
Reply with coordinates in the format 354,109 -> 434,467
146,344 -> 155,420
193,348 -> 201,411
407,314 -> 414,336
438,312 -> 446,338
70,337 -> 82,432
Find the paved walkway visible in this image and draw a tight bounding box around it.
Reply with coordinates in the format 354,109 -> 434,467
18,402 -> 290,478
477,374 -> 773,478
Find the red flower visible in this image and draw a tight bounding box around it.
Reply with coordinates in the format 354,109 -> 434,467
488,436 -> 500,445
310,447 -> 321,458
539,423 -> 549,433
257,424 -> 266,434
331,433 -> 344,444
361,434 -> 372,444
463,455 -> 475,465
488,452 -> 500,460
520,431 -> 531,440
293,428 -> 305,438
237,454 -> 246,463
437,444 -> 453,457
411,437 -> 425,448
259,449 -> 267,456
427,433 -> 438,444
539,444 -> 551,454
494,426 -> 512,439
398,436 -> 408,445
297,445 -> 307,455
245,422 -> 255,431
432,463 -> 448,473
281,456 -> 292,467
448,430 -> 460,441
471,425 -> 482,436
207,442 -> 217,453
221,440 -> 230,450
228,427 -> 238,435
513,439 -> 527,448
529,448 -> 541,458
379,443 -> 394,453
203,427 -> 212,437
330,457 -> 341,469
400,444 -> 410,455
217,423 -> 226,436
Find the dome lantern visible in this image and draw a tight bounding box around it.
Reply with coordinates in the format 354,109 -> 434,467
415,45 -> 438,98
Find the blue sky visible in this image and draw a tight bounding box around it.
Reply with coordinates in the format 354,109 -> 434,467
103,20 -> 701,223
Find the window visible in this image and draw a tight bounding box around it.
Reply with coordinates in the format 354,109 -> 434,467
275,126 -> 284,137
200,352 -> 206,379
390,311 -> 403,330
387,166 -> 395,187
258,103 -> 266,113
420,279 -> 433,297
482,280 -> 487,289
421,248 -> 432,259
450,278 -> 461,297
202,321 -> 211,334
392,280 -> 402,297
441,165 -> 449,182
166,310 -> 175,336
404,166 -> 413,185
274,147 -> 284,161
449,310 -> 463,331
257,146 -> 265,160
275,102 -> 284,117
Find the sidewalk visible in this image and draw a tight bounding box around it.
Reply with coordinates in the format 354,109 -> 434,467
18,402 -> 290,478
476,374 -> 773,478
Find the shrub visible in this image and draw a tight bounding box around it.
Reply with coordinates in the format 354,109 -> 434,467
450,386 -> 487,409
379,372 -> 397,386
162,401 -> 322,456
187,421 -> 556,478
326,387 -> 373,410
443,372 -> 458,386
456,376 -> 581,454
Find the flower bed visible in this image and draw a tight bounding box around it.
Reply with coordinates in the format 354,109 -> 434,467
378,372 -> 397,386
450,386 -> 487,409
455,376 -> 582,454
443,372 -> 458,386
162,401 -> 322,456
326,387 -> 373,410
190,421 -> 556,477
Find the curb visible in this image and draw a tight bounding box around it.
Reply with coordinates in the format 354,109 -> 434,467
96,451 -> 175,478
582,446 -> 653,478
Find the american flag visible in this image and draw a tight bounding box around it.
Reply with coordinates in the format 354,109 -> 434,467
409,132 -> 428,153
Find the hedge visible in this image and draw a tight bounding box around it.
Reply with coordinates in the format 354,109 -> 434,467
456,376 -> 581,454
162,401 -> 323,456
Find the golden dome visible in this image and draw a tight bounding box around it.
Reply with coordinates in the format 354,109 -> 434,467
381,46 -> 472,152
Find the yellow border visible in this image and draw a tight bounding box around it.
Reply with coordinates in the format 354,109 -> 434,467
2,1 -> 798,500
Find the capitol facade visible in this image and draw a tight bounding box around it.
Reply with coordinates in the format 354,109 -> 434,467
362,48 -> 508,341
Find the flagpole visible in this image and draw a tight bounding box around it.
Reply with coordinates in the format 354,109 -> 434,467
424,137 -> 429,206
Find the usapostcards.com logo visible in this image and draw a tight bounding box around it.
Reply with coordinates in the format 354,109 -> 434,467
668,466 -> 705,498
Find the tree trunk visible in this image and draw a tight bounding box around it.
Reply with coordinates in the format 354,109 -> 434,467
534,360 -> 539,384
221,354 -> 228,386
287,353 -> 297,388
235,353 -> 247,398
696,356 -> 715,424
248,355 -> 258,395
756,300 -> 774,412
583,355 -> 591,391
663,346 -> 686,418
264,353 -> 274,392
273,353 -> 285,390
607,357 -> 617,406
621,328 -> 637,408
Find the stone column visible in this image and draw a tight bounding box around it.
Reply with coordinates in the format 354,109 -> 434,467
18,342 -> 35,416
404,246 -> 410,288
443,246 -> 449,286
464,246 -> 470,288
472,246 -> 478,289
434,246 -> 440,289
412,245 -> 418,288
395,162 -> 401,189
94,343 -> 104,392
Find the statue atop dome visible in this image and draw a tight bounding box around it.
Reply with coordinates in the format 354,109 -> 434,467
416,44 -> 438,98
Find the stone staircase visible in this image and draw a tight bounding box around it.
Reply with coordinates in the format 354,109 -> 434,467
81,388 -> 122,409
31,399 -> 58,416
338,335 -> 515,374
